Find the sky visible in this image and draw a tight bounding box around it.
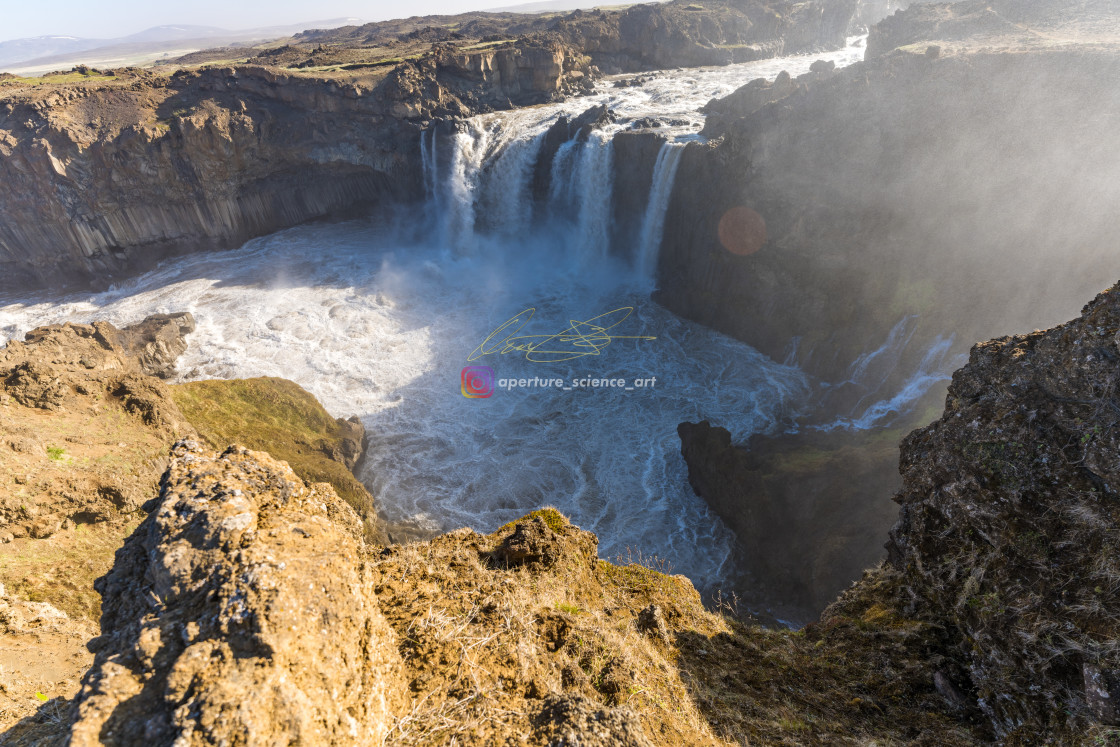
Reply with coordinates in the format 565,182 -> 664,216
0,0 -> 515,42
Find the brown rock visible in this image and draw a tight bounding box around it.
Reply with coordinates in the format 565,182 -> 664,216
113,312 -> 196,379
497,516 -> 566,567
66,441 -> 407,745
531,694 -> 652,747
636,603 -> 670,645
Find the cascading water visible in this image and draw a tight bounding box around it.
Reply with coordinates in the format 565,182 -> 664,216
636,141 -> 687,281
0,37 -> 891,592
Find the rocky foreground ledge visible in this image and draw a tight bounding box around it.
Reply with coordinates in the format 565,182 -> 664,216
7,282 -> 1120,744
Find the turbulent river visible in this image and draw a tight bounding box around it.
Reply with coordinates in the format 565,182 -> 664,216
0,37 -> 955,592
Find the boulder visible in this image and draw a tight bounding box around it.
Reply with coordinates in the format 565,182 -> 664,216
113,312 -> 196,379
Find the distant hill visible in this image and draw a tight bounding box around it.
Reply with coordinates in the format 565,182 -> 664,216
0,18 -> 364,74
486,0 -> 662,11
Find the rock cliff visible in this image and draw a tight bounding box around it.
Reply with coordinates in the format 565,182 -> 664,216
0,317 -> 394,736
68,441 -> 407,746
0,39 -> 590,289
887,280 -> 1120,737
678,419 -> 904,619
0,0 -> 859,290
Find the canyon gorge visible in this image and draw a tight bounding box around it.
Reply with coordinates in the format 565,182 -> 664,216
3,0 -> 1120,743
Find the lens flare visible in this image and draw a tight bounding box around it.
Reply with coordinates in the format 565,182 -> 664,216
718,206 -> 767,256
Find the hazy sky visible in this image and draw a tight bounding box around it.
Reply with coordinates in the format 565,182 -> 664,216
0,0 -> 512,42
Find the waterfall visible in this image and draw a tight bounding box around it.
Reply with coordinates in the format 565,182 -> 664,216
544,132 -> 616,264
477,130 -> 545,239
548,135 -> 581,213
420,128 -> 437,206
636,141 -> 686,281
426,120 -> 617,268
572,131 -> 615,265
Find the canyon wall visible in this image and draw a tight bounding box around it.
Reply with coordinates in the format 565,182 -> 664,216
0,41 -> 593,290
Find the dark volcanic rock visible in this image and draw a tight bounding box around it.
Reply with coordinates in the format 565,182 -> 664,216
887,281 -> 1120,737
678,419 -> 903,617
865,0 -> 1019,58
530,103 -> 615,206
659,45 -> 1120,387
551,0 -> 857,72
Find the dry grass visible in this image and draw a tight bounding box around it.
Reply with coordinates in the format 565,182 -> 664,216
370,510 -> 984,746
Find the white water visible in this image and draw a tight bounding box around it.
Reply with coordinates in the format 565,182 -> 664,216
0,36 -> 914,591
637,141 -> 687,280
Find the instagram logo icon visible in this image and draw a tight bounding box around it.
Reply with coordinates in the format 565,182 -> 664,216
461,366 -> 495,398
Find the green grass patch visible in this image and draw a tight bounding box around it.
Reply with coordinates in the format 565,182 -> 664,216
169,377 -> 374,522
495,507 -> 569,535
2,69 -> 116,86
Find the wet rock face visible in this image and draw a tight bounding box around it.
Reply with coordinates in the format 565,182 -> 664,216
68,442 -> 407,746
887,281 -> 1120,737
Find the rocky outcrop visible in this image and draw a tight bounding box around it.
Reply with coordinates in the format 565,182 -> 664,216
863,0 -> 1112,59
678,420 -> 902,619
168,376 -> 385,542
42,494 -> 984,745
549,0 -> 858,73
110,312 -> 195,379
68,441 -> 408,745
0,319 -> 193,540
886,280 -> 1120,738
